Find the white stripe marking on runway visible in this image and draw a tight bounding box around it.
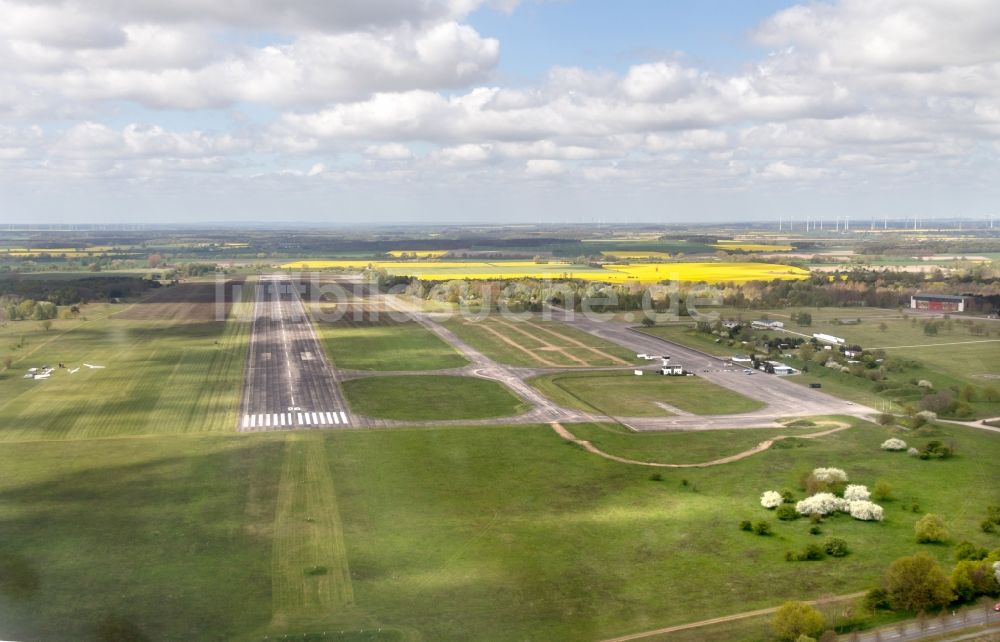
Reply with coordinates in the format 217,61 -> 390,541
297,412 -> 303,425
250,414 -> 257,428
264,414 -> 271,427
311,412 -> 319,425
242,415 -> 250,428
331,412 -> 340,425
325,411 -> 334,424
317,412 -> 328,425
279,413 -> 286,427
340,411 -> 348,424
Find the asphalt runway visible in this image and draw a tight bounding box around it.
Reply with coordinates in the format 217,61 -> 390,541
238,275 -> 351,432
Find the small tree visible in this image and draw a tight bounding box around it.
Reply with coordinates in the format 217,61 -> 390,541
40,319 -> 52,331
772,601 -> 825,641
824,538 -> 850,557
876,413 -> 895,426
883,553 -> 954,612
915,514 -> 948,543
872,479 -> 893,501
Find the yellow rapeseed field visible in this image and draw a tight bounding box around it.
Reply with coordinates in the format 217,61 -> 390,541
280,259 -> 809,284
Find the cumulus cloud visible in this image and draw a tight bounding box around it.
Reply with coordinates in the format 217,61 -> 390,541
10,0 -> 490,34
2,0 -> 999,220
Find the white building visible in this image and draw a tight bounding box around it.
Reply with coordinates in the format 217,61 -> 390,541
766,361 -> 797,376
751,320 -> 785,330
813,333 -> 846,345
659,356 -> 684,376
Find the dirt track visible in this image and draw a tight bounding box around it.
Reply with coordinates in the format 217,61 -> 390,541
550,420 -> 851,468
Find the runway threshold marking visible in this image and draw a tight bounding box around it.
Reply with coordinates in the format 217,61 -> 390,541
243,409 -> 350,430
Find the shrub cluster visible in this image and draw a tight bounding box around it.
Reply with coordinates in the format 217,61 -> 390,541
848,500 -> 884,521
982,505 -> 1000,533
786,539 -> 848,562
811,467 -> 848,483
880,438 -> 907,451
796,493 -> 847,516
739,519 -> 772,535
761,490 -> 783,509
917,440 -> 954,459
843,484 -> 871,501
796,492 -> 884,521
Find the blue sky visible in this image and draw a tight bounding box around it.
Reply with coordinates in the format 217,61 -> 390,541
471,1 -> 796,80
0,0 -> 998,225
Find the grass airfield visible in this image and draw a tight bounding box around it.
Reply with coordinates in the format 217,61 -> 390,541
0,283 -> 249,441
2,280 -> 999,641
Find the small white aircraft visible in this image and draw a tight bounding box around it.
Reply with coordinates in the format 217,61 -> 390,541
83,363 -> 105,369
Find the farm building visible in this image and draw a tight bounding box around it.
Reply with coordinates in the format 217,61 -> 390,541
910,293 -> 968,312
730,355 -> 753,364
751,320 -> 784,330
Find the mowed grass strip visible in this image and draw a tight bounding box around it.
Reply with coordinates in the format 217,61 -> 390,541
314,316 -> 468,372
324,420 -> 1000,641
270,434 -> 359,631
341,375 -> 529,421
443,316 -> 637,368
0,434 -> 283,642
529,371 -> 765,417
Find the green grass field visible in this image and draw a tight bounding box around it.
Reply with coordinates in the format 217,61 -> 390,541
443,316 -> 638,368
567,423 -> 822,464
0,289 -> 250,441
313,317 -> 469,371
2,420 -> 997,641
0,433 -> 284,641
529,371 -> 765,416
341,375 -> 530,420
322,419 -> 999,641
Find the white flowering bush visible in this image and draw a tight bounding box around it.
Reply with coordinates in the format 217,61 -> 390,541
916,410 -> 937,422
907,447 -> 920,456
844,484 -> 871,501
812,467 -> 848,483
993,561 -> 1000,584
917,379 -> 934,389
881,438 -> 907,451
848,500 -> 884,521
796,493 -> 848,516
760,491 -> 783,509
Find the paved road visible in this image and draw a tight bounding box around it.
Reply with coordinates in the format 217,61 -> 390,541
238,275 -> 352,431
